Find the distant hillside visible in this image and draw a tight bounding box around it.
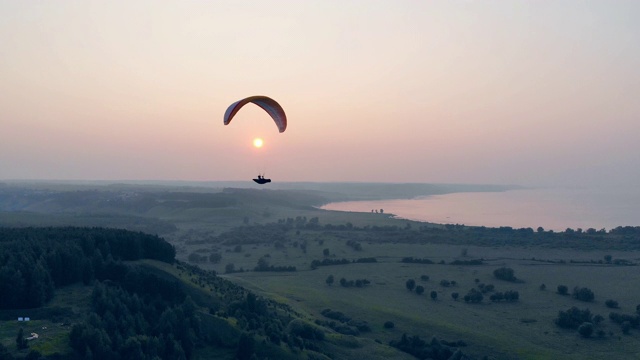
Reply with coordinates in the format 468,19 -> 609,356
0,180 -> 520,203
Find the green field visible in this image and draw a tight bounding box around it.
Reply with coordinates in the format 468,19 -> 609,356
193,230 -> 639,360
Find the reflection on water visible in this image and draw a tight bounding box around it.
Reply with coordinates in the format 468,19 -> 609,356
321,187 -> 640,232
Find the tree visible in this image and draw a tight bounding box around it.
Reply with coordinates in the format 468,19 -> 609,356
463,289 -> 483,303
188,252 -> 205,262
255,257 -> 269,271
0,342 -> 12,360
209,253 -> 222,263
605,299 -> 619,309
539,284 -> 546,291
604,255 -> 612,264
325,275 -> 334,286
451,292 -> 459,301
493,267 -> 518,282
578,322 -> 594,338
380,209 -> 384,214
573,287 -> 595,302
384,321 -> 395,329
323,248 -> 330,257
557,285 -> 569,295
405,279 -> 416,292
555,307 -> 592,329
16,328 -> 28,350
415,285 -> 425,295
504,290 -> 519,302
236,333 -> 255,360
430,291 -> 438,301
225,263 -> 235,273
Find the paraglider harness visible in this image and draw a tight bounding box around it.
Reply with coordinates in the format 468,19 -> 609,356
253,175 -> 271,184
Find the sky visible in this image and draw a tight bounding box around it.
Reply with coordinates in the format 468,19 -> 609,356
1,1 -> 639,187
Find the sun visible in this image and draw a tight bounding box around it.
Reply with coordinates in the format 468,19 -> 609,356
253,138 -> 264,148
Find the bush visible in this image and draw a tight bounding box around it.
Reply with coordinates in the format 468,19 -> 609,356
288,319 -> 325,340
608,312 -> 640,328
415,285 -> 425,295
573,287 -> 595,302
325,275 -> 334,286
208,253 -> 222,263
578,322 -> 594,338
493,267 -> 518,282
384,321 -> 395,329
321,309 -> 351,323
463,289 -> 483,303
555,307 -> 593,329
605,299 -> 619,309
489,290 -> 519,302
406,279 -> 416,291
557,285 -> 569,295
225,263 -> 235,274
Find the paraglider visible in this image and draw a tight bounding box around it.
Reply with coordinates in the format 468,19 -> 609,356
223,95 -> 287,184
223,95 -> 287,133
253,175 -> 271,184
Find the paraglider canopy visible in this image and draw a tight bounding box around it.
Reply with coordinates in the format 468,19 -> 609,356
223,95 -> 287,133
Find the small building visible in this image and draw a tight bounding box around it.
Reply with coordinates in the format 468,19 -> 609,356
18,317 -> 24,321
24,317 -> 30,321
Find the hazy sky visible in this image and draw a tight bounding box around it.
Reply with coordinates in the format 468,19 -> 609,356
2,1 -> 639,186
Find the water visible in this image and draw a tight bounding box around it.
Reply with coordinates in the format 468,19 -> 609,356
321,187 -> 640,232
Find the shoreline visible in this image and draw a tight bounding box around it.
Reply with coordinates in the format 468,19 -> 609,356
320,188 -> 640,232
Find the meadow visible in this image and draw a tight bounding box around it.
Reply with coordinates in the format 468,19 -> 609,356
188,222 -> 640,360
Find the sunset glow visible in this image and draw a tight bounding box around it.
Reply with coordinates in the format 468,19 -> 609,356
1,1 -> 639,186
253,138 -> 264,148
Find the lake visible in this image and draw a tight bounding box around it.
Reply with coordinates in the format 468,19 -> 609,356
321,187 -> 640,232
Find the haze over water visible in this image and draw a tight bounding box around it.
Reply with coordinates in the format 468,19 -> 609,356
322,187 -> 640,232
